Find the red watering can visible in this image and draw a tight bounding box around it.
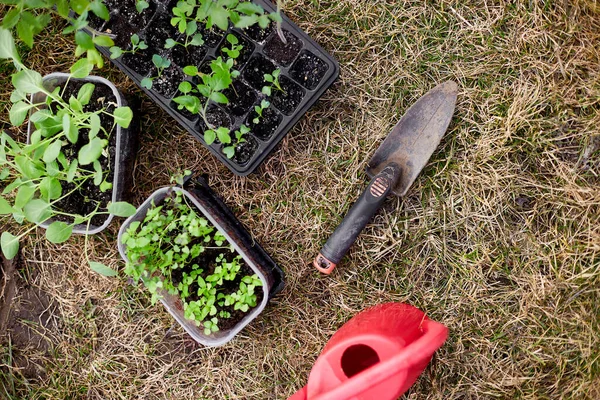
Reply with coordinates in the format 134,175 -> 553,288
288,303 -> 448,400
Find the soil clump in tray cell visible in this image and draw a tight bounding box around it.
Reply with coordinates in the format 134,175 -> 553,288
144,12 -> 179,50
270,75 -> 306,116
169,41 -> 208,68
198,105 -> 233,143
152,63 -> 185,98
241,23 -> 273,43
222,80 -> 258,118
290,50 -> 330,90
231,135 -> 258,165
47,81 -> 118,227
242,54 -> 277,92
246,105 -> 282,140
263,30 -> 303,66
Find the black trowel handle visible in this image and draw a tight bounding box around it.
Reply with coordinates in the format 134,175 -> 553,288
314,163 -> 401,274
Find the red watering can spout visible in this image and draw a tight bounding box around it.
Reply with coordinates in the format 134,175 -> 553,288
288,303 -> 448,400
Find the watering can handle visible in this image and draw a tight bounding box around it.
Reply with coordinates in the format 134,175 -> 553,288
310,319 -> 448,400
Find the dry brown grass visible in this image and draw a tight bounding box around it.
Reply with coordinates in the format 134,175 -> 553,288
1,0 -> 600,399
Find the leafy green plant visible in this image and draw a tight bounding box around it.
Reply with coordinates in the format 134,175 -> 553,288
109,34 -> 148,59
165,20 -> 204,50
261,69 -> 283,96
136,0 -> 150,13
140,55 -> 171,89
253,99 -> 270,124
221,33 -> 242,59
0,29 -> 135,274
222,124 -> 249,159
173,56 -> 239,143
169,0 -> 282,32
122,188 -> 262,334
0,0 -> 114,68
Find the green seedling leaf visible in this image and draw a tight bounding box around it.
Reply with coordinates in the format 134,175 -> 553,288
63,114 -> 79,144
0,197 -> 14,215
78,137 -> 106,165
16,19 -> 34,48
1,232 -> 19,260
75,31 -> 95,51
223,146 -> 235,159
0,168 -> 9,180
262,86 -> 271,96
15,183 -> 35,208
141,77 -> 153,89
66,159 -> 78,182
69,96 -> 83,112
235,15 -> 259,29
93,160 -> 102,186
178,81 -> 192,94
204,129 -> 216,145
190,34 -> 204,46
77,83 -> 95,105
100,180 -> 112,192
89,261 -> 117,277
108,202 -> 137,217
2,9 -> 20,30
236,2 -> 264,15
165,38 -> 177,49
24,199 -> 52,224
216,127 -> 231,144
182,65 -> 198,76
70,58 -> 93,79
39,176 -> 62,200
46,221 -> 72,243
12,69 -> 44,94
113,107 -> 133,128
226,34 -> 239,45
90,0 -> 110,20
9,101 -> 31,126
42,140 -> 62,163
210,92 -> 228,104
136,0 -> 150,13
209,5 -> 230,31
109,46 -> 123,59
89,113 -> 101,138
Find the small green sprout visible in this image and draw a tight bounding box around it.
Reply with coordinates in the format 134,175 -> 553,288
141,54 -> 171,89
253,100 -> 270,124
262,69 -> 283,96
109,34 -> 148,59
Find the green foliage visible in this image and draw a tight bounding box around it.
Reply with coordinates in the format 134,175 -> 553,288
262,69 -> 283,97
253,99 -> 270,124
168,0 -> 282,32
0,0 -> 112,68
0,60 -> 135,264
109,34 -> 148,60
140,54 -> 171,89
165,18 -> 204,49
136,0 -> 149,13
221,33 -> 241,59
122,189 -> 262,334
174,56 -> 240,149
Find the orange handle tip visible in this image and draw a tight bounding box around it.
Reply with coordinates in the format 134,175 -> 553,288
314,253 -> 337,275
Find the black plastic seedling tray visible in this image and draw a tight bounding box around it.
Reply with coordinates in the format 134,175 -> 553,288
88,0 -> 339,175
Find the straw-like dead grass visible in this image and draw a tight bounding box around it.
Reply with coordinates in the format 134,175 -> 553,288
1,0 -> 599,399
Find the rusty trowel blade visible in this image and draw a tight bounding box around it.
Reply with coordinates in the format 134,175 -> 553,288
366,81 -> 458,197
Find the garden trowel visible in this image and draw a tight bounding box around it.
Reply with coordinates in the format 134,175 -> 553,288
313,81 -> 458,274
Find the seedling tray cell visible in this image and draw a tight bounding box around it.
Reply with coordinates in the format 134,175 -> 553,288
88,0 -> 339,175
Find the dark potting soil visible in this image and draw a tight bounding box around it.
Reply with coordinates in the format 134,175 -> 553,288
263,30 -> 303,67
246,105 -> 283,140
104,0 -> 156,33
222,80 -> 258,118
48,81 -> 118,227
217,31 -> 255,66
290,50 -> 329,90
144,12 -> 178,50
122,47 -> 156,76
199,25 -> 225,48
152,64 -> 185,98
231,135 -> 258,165
242,23 -> 273,43
270,75 -> 306,116
242,53 -> 276,91
155,193 -> 264,332
169,42 -> 208,69
197,105 -> 233,142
